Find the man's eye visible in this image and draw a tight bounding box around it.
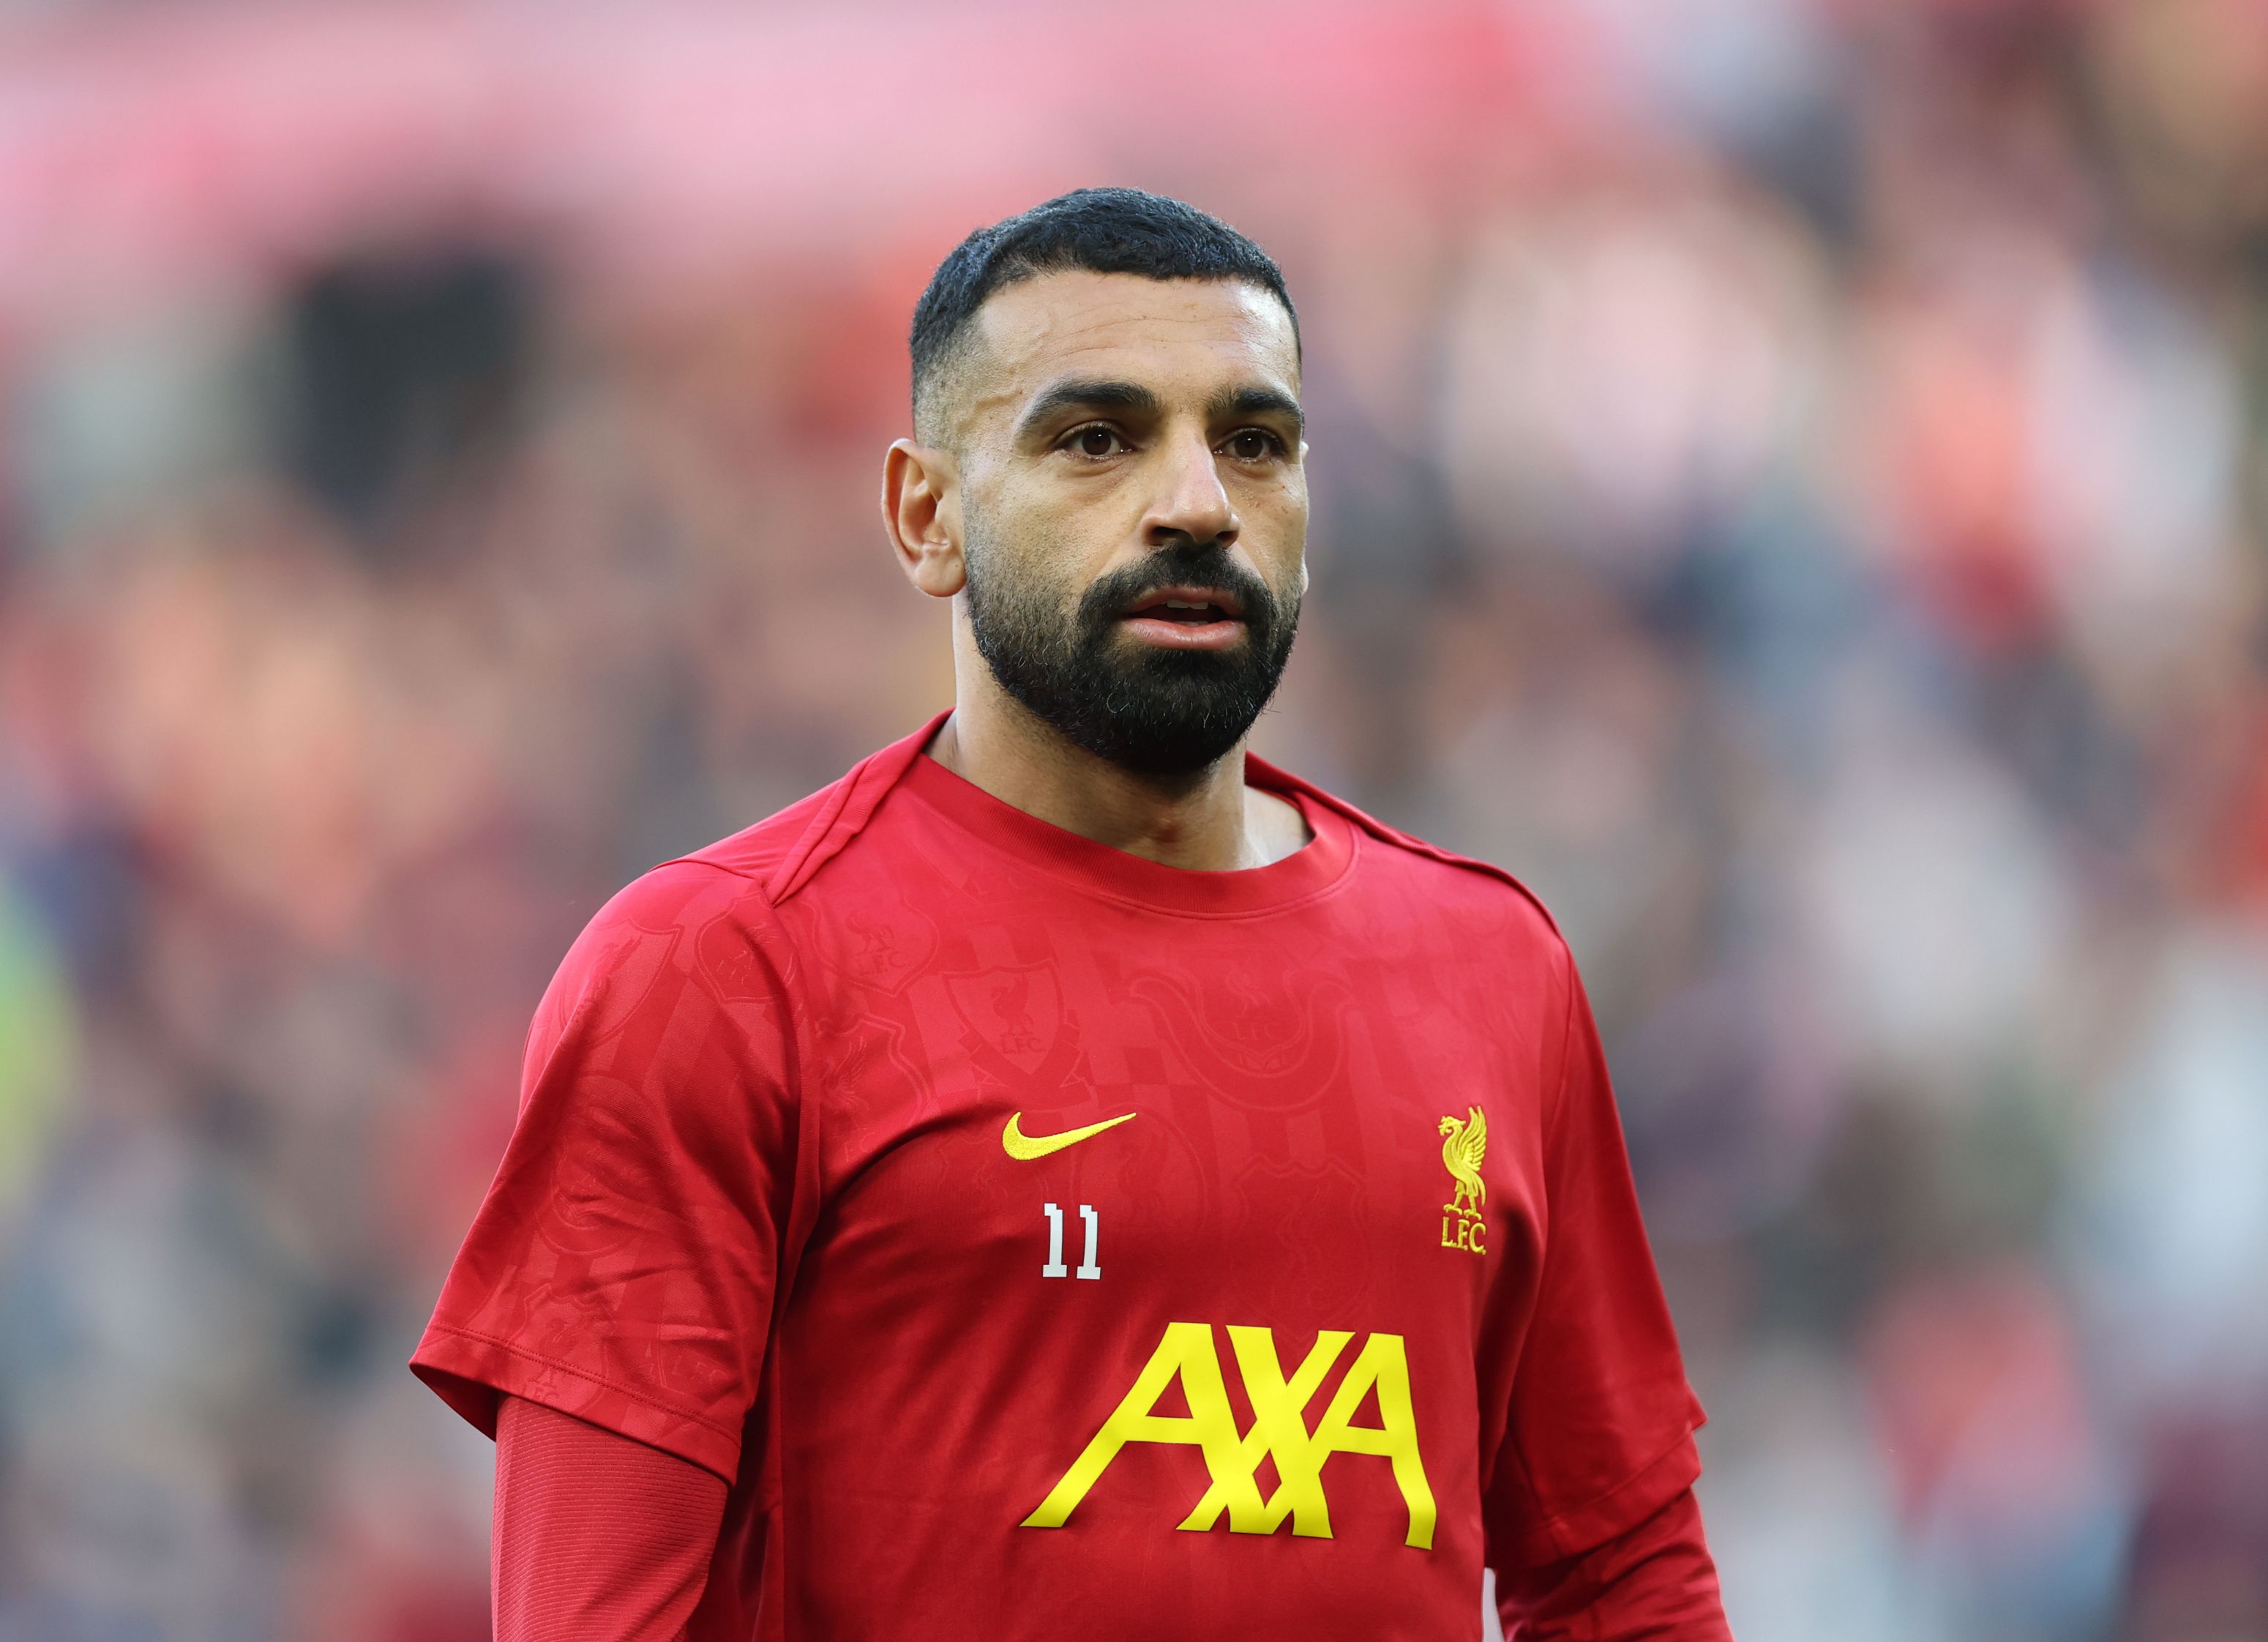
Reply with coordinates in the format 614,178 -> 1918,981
1068,426 -> 1122,458
1224,430 -> 1280,461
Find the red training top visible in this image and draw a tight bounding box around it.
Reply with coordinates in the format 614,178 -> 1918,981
413,715 -> 1709,1641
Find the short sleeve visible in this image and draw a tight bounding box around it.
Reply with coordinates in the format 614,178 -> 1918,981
411,860 -> 801,1485
1483,950 -> 1707,1567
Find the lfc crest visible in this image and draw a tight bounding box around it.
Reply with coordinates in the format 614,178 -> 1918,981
945,961 -> 1081,1086
1437,1107 -> 1487,1255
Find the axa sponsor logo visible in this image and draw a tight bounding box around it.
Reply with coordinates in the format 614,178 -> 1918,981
1022,1322 -> 1437,1550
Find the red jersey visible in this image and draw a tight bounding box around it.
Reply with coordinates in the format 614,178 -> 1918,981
412,716 -> 1705,1640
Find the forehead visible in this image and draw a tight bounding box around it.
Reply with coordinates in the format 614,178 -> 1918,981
966,270 -> 1299,421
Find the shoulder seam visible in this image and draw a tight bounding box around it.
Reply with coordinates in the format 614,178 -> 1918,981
1252,759 -> 1565,938
1543,938 -> 1581,1144
763,719 -> 940,903
647,853 -> 774,892
764,758 -> 869,903
659,714 -> 948,907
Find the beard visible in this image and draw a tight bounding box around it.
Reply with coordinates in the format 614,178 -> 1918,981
963,530 -> 1300,779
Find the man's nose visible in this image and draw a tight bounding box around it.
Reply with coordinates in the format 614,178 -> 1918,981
1143,428 -> 1238,548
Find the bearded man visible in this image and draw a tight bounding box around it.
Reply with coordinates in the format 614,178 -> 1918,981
413,187 -> 1734,1641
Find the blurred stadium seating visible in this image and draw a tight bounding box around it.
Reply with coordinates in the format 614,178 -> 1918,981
1,1 -> 2264,1638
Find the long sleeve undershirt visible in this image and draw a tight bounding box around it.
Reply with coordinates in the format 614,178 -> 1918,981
493,1396 -> 727,1642
1496,1486 -> 1732,1641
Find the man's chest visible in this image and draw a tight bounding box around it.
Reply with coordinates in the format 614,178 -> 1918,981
757,882 -> 1555,1598
790,897 -> 1548,1319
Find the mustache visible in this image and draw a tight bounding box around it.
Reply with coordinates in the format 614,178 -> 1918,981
1075,545 -> 1281,634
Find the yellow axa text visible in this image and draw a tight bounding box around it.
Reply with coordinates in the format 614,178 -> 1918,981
1021,1322 -> 1437,1550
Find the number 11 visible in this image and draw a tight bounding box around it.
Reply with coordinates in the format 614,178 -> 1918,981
1041,1203 -> 1101,1280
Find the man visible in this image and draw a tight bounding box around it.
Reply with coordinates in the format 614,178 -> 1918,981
413,188 -> 1733,1641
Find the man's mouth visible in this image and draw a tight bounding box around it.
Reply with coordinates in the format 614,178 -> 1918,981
1115,585 -> 1251,652
1122,586 -> 1246,622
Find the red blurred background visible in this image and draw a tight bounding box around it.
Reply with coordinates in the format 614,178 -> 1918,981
1,2 -> 2264,1638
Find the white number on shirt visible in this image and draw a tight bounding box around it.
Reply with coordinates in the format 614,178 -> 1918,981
1041,1203 -> 1101,1280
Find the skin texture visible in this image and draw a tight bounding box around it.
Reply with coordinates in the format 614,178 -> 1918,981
881,271 -> 1312,871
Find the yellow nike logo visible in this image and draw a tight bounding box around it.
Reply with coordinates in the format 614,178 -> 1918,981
1002,1110 -> 1137,1161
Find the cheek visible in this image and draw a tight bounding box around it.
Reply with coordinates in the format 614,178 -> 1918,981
1011,504 -> 1180,623
1240,483 -> 1309,593
970,497 -> 1098,618
981,471 -> 1131,575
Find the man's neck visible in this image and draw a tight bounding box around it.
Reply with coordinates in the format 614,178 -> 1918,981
927,680 -> 1309,873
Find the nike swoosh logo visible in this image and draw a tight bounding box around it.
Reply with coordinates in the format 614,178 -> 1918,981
1002,1110 -> 1137,1161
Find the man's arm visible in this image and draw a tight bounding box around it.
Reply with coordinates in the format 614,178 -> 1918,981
1496,1486 -> 1732,1641
493,1396 -> 727,1642
410,864 -> 803,1629
1481,947 -> 1729,1635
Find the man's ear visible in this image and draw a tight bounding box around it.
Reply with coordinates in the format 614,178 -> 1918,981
882,440 -> 965,599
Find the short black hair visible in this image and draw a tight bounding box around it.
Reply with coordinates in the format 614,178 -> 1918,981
909,187 -> 1298,441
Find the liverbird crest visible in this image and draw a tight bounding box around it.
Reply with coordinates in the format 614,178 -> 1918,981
1437,1106 -> 1488,1221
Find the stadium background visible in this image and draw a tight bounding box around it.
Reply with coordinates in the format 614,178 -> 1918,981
1,1 -> 2264,1638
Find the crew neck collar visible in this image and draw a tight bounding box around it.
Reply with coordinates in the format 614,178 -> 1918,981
896,724 -> 1355,919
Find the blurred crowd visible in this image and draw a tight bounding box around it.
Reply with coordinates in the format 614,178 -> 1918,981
2,1 -> 2265,1639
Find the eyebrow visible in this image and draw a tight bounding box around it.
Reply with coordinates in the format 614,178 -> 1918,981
1012,378 -> 1307,444
1014,378 -> 1162,441
1211,384 -> 1305,439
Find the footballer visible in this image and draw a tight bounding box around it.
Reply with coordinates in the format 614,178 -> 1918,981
414,188 -> 1734,1640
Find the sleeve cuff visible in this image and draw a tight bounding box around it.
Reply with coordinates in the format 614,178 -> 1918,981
1494,1422 -> 1705,1566
409,1323 -> 744,1485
